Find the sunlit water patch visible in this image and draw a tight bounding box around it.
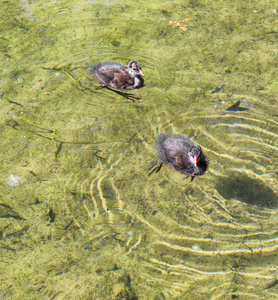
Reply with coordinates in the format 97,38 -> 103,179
58,94 -> 278,298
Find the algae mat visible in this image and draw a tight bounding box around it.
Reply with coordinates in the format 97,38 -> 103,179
0,0 -> 277,299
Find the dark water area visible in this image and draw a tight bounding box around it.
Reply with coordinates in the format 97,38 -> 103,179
0,0 -> 277,299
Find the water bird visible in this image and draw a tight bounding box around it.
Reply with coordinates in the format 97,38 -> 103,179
150,134 -> 208,180
90,60 -> 144,90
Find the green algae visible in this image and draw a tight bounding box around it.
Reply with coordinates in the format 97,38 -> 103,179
0,0 -> 278,299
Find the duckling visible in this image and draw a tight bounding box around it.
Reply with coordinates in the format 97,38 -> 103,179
152,134 -> 208,180
90,60 -> 144,90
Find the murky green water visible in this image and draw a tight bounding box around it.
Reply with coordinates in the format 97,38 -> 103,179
1,0 -> 277,299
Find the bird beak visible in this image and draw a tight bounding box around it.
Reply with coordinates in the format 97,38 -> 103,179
194,156 -> 198,168
139,69 -> 144,76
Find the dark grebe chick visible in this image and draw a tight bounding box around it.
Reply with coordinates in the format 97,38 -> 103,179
154,134 -> 208,180
90,60 -> 144,90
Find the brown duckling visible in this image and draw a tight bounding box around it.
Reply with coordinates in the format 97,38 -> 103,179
153,134 -> 208,180
90,60 -> 144,90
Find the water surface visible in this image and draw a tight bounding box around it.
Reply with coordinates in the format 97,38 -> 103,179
0,0 -> 278,299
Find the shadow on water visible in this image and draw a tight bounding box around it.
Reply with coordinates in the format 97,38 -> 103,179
216,171 -> 277,209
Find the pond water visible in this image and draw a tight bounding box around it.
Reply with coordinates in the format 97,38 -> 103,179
0,0 -> 278,299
